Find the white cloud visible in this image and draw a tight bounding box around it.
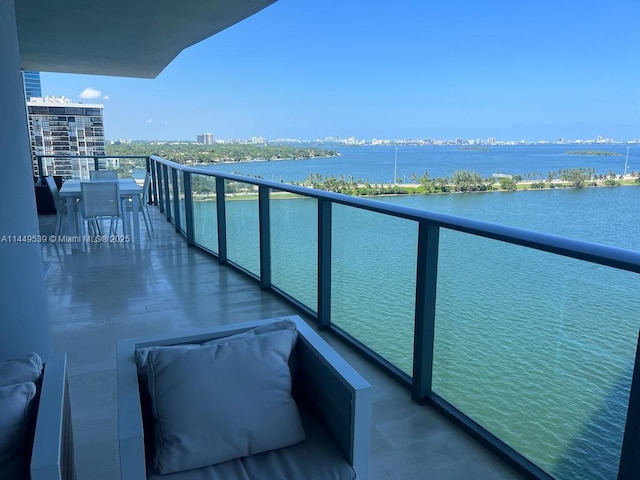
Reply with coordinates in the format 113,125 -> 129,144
79,87 -> 102,99
102,95 -> 110,100
146,118 -> 153,124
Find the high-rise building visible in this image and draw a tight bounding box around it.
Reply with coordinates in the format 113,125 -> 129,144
197,132 -> 214,145
27,96 -> 106,177
22,70 -> 42,100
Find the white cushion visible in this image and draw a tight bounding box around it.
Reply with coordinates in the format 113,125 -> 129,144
146,327 -> 305,474
134,319 -> 297,381
0,353 -> 42,387
134,319 -> 299,465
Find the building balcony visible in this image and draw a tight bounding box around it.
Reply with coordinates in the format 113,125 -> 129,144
36,155 -> 640,480
38,206 -> 523,480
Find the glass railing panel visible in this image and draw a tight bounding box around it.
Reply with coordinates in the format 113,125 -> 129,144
38,156 -> 148,179
42,156 -> 91,179
225,180 -> 259,276
433,229 -> 639,480
110,156 -> 147,179
270,191 -> 317,310
102,157 -> 116,173
178,173 -> 186,234
192,174 -> 218,253
331,204 -> 418,375
41,157 -> 56,177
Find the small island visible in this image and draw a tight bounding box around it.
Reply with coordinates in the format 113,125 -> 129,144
565,150 -> 622,156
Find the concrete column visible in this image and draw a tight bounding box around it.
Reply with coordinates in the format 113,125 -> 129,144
0,0 -> 52,360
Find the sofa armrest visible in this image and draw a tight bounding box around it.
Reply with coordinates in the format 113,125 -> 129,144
293,320 -> 373,480
117,340 -> 148,480
30,353 -> 76,480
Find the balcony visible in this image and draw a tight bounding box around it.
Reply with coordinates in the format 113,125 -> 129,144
38,207 -> 522,480
36,155 -> 640,480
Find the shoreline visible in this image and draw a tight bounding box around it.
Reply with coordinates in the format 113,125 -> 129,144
190,176 -> 639,202
190,152 -> 340,167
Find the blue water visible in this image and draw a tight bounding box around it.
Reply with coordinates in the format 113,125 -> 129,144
188,144 -> 639,480
202,143 -> 636,184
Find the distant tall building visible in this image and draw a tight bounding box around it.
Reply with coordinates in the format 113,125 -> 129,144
22,70 -> 42,100
28,96 -> 106,177
197,133 -> 214,145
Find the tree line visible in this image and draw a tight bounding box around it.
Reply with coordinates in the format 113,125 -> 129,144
167,168 -> 640,197
106,142 -> 338,176
287,168 -> 638,196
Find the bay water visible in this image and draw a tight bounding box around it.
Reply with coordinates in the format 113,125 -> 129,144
205,143 -> 635,184
190,144 -> 639,479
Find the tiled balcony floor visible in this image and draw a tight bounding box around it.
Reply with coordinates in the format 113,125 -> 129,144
39,208 -> 524,480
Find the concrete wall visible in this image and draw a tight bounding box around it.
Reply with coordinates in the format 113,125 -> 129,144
0,0 -> 52,360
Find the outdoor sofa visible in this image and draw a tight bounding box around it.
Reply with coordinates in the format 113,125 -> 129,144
117,315 -> 372,479
0,352 -> 75,480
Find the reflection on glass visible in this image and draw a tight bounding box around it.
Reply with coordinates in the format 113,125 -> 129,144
192,174 -> 218,253
270,192 -> 317,310
225,180 -> 259,275
433,229 -> 637,480
331,204 -> 417,375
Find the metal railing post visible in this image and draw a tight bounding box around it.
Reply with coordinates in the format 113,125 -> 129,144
94,156 -> 100,171
155,161 -> 163,211
412,221 -> 440,403
618,330 -> 640,479
215,177 -> 227,263
162,164 -> 170,221
171,167 -> 180,232
148,158 -> 157,204
37,155 -> 44,179
258,185 -> 271,289
183,172 -> 195,246
317,198 -> 332,330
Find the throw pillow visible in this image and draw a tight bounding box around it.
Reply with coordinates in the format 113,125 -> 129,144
133,319 -> 299,463
134,318 -> 297,381
146,328 -> 305,474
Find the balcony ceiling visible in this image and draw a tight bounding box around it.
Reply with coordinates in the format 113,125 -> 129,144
15,0 -> 276,79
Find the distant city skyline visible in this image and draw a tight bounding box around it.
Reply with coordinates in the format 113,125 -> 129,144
40,0 -> 639,141
111,134 -> 636,147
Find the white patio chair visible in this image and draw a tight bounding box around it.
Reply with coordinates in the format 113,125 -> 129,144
89,170 -> 118,180
121,173 -> 153,239
79,181 -> 122,238
44,175 -> 66,236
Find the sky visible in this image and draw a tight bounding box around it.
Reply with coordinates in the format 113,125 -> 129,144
40,0 -> 639,142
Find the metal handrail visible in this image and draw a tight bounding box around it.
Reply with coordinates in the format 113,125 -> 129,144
149,155 -> 640,274
37,154 -> 149,159
35,154 -> 148,179
148,154 -> 640,479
